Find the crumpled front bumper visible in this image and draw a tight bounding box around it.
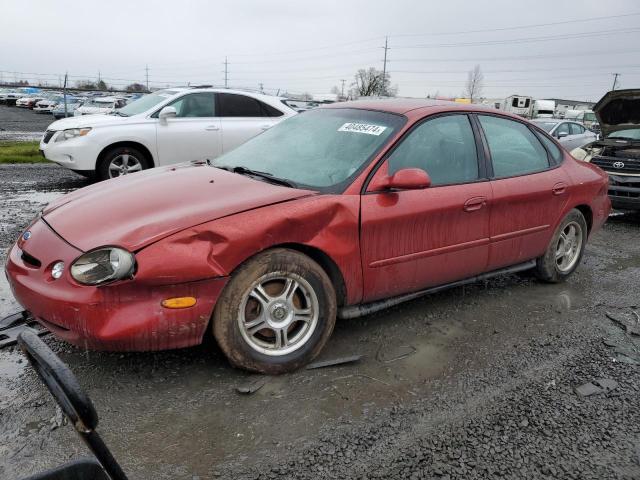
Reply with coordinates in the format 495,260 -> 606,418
5,219 -> 228,351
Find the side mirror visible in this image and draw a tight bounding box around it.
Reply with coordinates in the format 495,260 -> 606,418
557,131 -> 569,138
158,106 -> 177,123
370,168 -> 432,191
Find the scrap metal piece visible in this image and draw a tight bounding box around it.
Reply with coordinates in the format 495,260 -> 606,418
376,344 -> 417,364
236,376 -> 269,395
0,312 -> 48,349
306,354 -> 362,370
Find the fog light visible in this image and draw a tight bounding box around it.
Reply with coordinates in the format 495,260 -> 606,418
161,297 -> 197,309
51,261 -> 65,279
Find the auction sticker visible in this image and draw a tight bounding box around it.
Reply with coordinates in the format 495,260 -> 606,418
338,123 -> 387,135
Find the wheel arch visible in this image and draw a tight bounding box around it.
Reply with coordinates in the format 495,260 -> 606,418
573,204 -> 593,235
96,141 -> 155,170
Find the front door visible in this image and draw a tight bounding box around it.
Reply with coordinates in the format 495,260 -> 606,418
155,92 -> 222,166
360,114 -> 492,302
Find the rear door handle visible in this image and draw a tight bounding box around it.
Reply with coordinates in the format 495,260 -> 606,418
552,182 -> 567,195
463,196 -> 487,212
205,125 -> 220,131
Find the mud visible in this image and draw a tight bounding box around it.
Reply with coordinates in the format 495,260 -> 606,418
1,164 -> 639,479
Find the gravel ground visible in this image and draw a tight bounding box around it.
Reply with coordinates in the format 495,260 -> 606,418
0,105 -> 53,141
0,164 -> 639,480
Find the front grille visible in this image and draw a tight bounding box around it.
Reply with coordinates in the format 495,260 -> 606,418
42,130 -> 55,144
591,155 -> 640,174
21,250 -> 42,268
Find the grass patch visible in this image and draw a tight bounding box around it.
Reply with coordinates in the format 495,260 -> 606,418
0,141 -> 49,164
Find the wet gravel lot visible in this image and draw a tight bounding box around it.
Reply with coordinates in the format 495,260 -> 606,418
0,105 -> 52,141
1,164 -> 639,480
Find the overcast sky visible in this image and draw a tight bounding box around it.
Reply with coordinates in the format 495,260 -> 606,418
2,0 -> 639,101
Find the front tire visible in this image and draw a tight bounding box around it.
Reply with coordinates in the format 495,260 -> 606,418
213,248 -> 337,374
97,146 -> 149,181
535,209 -> 587,283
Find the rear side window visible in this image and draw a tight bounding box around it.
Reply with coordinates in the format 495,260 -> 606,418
218,93 -> 282,117
478,115 -> 550,178
570,123 -> 585,135
533,131 -> 563,164
388,114 -> 479,186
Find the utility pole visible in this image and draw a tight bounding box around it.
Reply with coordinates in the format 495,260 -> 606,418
145,64 -> 150,92
381,36 -> 389,96
259,82 -> 264,93
611,73 -> 620,91
340,79 -> 346,98
63,72 -> 68,118
223,57 -> 229,88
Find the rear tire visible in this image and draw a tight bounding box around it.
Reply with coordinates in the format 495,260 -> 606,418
213,248 -> 337,374
97,146 -> 149,181
535,209 -> 587,283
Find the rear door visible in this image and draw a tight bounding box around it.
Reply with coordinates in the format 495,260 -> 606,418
360,113 -> 492,302
476,114 -> 570,270
217,93 -> 281,153
155,92 -> 221,166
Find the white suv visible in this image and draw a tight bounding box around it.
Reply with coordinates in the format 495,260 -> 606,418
39,88 -> 297,180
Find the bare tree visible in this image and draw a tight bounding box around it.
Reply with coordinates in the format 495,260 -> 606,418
353,68 -> 384,97
465,64 -> 484,103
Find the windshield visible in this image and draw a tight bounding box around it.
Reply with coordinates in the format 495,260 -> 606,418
118,90 -> 179,116
83,99 -> 113,108
532,121 -> 556,132
212,108 -> 405,193
608,128 -> 640,140
584,112 -> 596,122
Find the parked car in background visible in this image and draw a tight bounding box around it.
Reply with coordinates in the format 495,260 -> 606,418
0,89 -> 23,105
40,87 -> 298,179
572,89 -> 640,210
34,94 -> 65,113
51,97 -> 82,119
565,109 -> 599,133
74,96 -> 127,116
9,100 -> 610,373
531,119 -> 597,150
16,94 -> 46,109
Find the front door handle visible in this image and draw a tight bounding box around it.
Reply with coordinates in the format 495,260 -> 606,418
260,124 -> 271,131
205,125 -> 220,131
463,196 -> 487,212
552,182 -> 567,195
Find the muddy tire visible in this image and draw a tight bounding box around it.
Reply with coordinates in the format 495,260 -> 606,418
535,209 -> 587,283
213,248 -> 337,374
97,146 -> 149,181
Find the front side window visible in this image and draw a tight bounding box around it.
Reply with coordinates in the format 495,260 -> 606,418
167,93 -> 215,118
387,114 -> 479,186
218,93 -> 279,117
211,108 -> 404,192
478,115 -> 550,178
555,122 -> 570,136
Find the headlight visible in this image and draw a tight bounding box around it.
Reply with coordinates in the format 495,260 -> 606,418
70,247 -> 135,285
55,127 -> 92,142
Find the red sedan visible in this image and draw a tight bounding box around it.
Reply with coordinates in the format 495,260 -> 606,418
6,99 -> 610,373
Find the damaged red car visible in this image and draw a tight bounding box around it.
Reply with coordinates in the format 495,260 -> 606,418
6,99 -> 611,373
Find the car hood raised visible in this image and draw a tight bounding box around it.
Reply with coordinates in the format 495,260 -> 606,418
42,163 -> 316,252
594,89 -> 640,138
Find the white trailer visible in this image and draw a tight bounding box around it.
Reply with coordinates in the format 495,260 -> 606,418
502,95 -> 532,117
532,99 -> 555,118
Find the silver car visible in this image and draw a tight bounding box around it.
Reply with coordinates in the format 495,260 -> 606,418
531,119 -> 597,151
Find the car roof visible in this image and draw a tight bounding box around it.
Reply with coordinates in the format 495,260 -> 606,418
531,118 -> 562,124
320,98 -> 527,117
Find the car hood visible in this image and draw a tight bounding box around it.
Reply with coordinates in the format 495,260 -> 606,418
594,89 -> 640,138
47,113 -> 127,130
42,163 -> 316,252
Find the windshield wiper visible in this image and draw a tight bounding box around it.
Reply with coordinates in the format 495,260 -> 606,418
212,163 -> 296,188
